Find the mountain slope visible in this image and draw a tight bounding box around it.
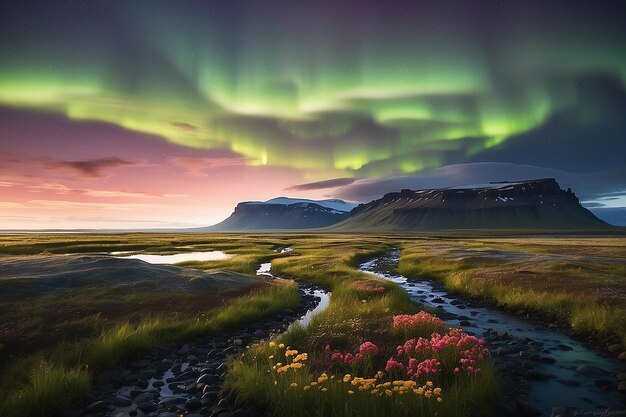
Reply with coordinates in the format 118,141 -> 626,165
330,179 -> 610,231
206,200 -> 351,231
243,197 -> 356,212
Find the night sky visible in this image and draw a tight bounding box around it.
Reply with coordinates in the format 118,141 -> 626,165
1,0 -> 625,228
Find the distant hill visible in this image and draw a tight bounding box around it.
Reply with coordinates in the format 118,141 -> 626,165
330,178 -> 610,231
204,198 -> 354,231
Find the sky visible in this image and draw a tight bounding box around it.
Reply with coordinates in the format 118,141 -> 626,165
1,0 -> 625,229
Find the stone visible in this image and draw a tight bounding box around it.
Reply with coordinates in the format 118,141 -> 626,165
111,396 -> 132,406
523,369 -> 549,381
618,381 -> 626,392
516,399 -> 541,416
254,329 -> 265,338
133,391 -> 156,404
84,400 -> 109,413
607,344 -> 622,353
618,351 -> 626,361
594,379 -> 615,390
575,365 -> 609,378
178,343 -> 191,355
233,339 -> 243,347
557,344 -> 573,351
185,398 -> 202,410
138,402 -> 157,413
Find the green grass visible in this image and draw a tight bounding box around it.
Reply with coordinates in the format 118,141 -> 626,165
0,281 -> 300,417
224,237 -> 500,417
398,240 -> 626,346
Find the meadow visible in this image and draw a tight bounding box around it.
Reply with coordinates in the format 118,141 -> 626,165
0,232 -> 623,416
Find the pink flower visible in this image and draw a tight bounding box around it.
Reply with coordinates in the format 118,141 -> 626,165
343,353 -> 354,365
331,352 -> 343,362
359,342 -> 379,356
385,357 -> 404,372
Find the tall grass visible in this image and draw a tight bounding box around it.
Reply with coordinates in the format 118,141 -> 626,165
0,280 -> 300,417
225,243 -> 500,417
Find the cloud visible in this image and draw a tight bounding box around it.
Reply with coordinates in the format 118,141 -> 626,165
170,155 -> 250,176
285,177 -> 356,191
330,162 -> 626,205
44,157 -> 140,178
32,182 -> 186,198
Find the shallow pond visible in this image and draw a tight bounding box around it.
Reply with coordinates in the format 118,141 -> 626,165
113,251 -> 233,264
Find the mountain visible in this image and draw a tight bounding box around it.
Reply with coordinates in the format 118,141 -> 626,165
330,178 -> 610,231
243,197 -> 356,212
205,198 -> 354,231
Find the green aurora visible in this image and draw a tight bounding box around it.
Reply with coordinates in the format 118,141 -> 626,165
1,1 -> 625,180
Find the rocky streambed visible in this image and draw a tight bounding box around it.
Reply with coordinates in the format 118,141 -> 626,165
360,250 -> 625,417
64,255 -> 330,417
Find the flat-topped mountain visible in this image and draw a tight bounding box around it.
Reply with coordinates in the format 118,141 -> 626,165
330,178 -> 609,231
205,197 -> 355,231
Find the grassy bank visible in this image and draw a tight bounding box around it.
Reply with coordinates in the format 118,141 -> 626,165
224,237 -> 499,417
397,238 -> 626,346
0,280 -> 299,417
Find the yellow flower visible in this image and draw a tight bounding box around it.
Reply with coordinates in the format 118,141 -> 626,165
425,390 -> 432,399
311,382 -> 318,386
304,385 -> 311,391
376,371 -> 384,379
384,307 -> 390,313
291,362 -> 303,369
317,373 -> 328,383
290,383 -> 298,388
278,343 -> 285,349
268,355 -> 274,359
385,389 -> 393,396
343,374 -> 352,383
437,397 -> 443,403
361,299 -> 367,303
371,389 -> 379,395
321,387 -> 328,392
348,390 -> 354,395
269,341 -> 276,347
426,381 -> 433,388
433,387 -> 442,396
274,381 -> 277,385
285,349 -> 298,357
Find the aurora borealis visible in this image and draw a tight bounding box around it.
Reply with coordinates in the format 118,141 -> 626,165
1,0 -> 625,228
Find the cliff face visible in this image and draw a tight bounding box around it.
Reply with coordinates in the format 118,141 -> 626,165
207,202 -> 349,231
332,179 -> 609,231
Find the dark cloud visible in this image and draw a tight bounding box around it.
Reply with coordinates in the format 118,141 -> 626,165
330,162 -> 626,208
44,157 -> 139,178
285,178 -> 356,191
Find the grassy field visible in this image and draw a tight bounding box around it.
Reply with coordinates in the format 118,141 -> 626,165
397,236 -> 626,346
0,232 -> 624,416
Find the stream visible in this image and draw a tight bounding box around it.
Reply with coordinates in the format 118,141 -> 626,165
360,250 -> 623,417
75,251 -> 330,417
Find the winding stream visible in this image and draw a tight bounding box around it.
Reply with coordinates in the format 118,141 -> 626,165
360,250 -> 622,416
83,251 -> 330,417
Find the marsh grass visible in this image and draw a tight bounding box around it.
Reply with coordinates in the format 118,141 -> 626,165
0,281 -> 300,417
225,240 -> 499,417
398,243 -> 626,345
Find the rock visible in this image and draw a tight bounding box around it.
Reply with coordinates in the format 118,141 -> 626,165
617,372 -> 626,381
498,331 -> 510,340
179,343 -> 191,355
133,391 -> 156,404
111,395 -> 132,406
557,344 -> 573,351
185,398 -> 202,410
557,378 -> 580,387
516,398 -> 541,416
254,329 -> 265,338
594,379 -> 615,390
523,369 -> 550,381
158,397 -> 176,406
550,406 -> 571,417
496,347 -> 510,356
233,339 -> 243,347
618,381 -> 626,392
84,400 -> 109,413
157,413 -> 178,417
608,344 -> 622,353
431,297 -> 445,304
618,351 -> 626,361
575,365 -> 609,378
138,402 -> 157,413
459,320 -> 472,327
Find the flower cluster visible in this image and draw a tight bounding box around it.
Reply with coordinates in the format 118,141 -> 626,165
392,311 -> 445,332
330,341 -> 380,370
389,326 -> 488,380
269,342 -> 309,374
354,283 -> 386,294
